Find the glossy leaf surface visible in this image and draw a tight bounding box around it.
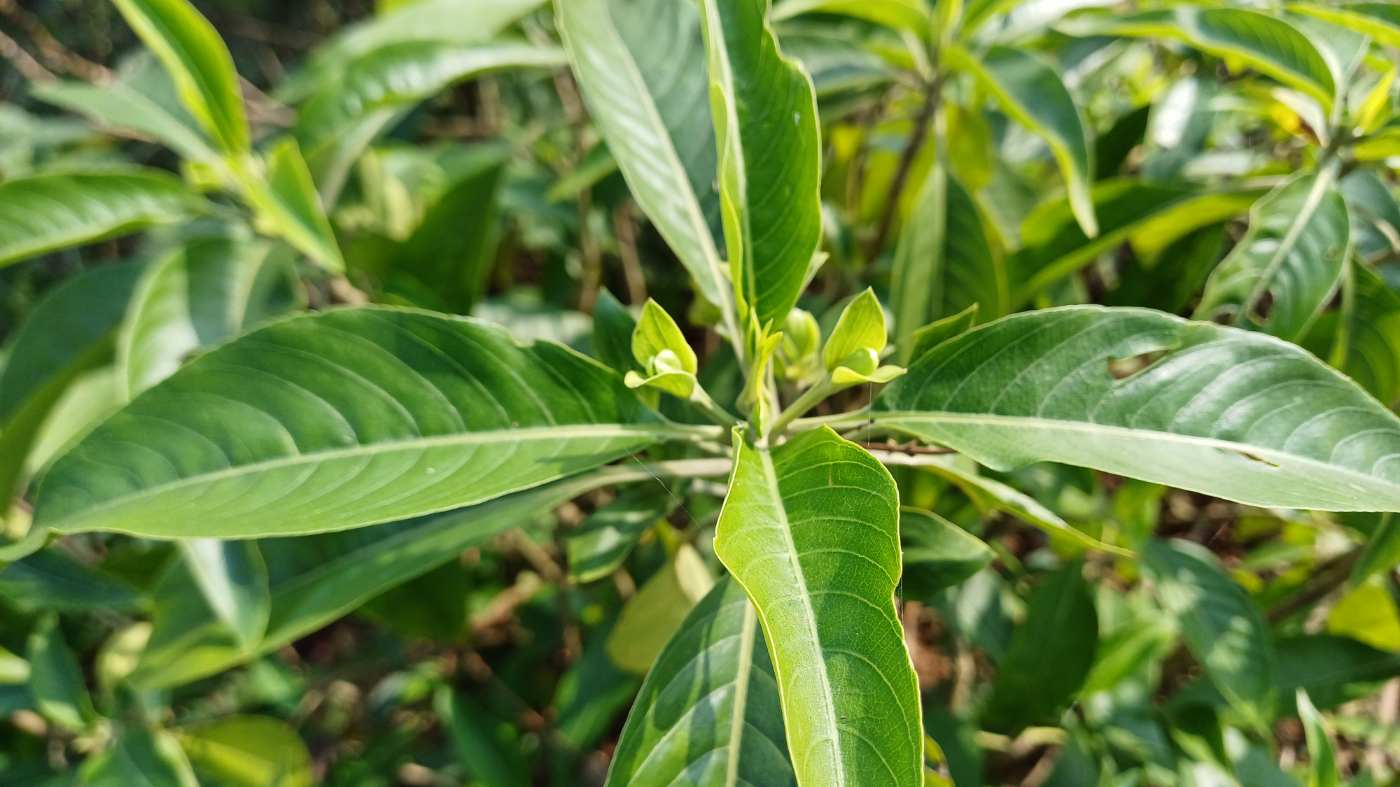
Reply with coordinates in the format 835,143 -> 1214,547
716,427 -> 922,786
0,170 -> 198,268
35,308 -> 663,538
607,578 -> 794,786
875,306 -> 1400,511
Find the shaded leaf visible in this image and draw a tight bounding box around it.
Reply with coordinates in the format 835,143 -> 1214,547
566,484 -> 678,583
899,508 -> 995,602
606,544 -> 714,673
607,577 -> 795,786
177,716 -> 312,787
27,614 -> 95,732
180,540 -> 270,650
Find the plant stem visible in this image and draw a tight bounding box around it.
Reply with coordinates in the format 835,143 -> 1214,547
690,386 -> 741,428
864,74 -> 943,262
766,378 -> 835,440
789,408 -> 873,433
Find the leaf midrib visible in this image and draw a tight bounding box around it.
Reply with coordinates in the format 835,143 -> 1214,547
872,410 -> 1400,494
753,445 -> 844,785
40,423 -> 666,530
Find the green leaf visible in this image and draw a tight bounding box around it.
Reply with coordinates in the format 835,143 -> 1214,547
606,544 -> 715,673
110,0 -> 249,153
281,0 -> 547,100
0,170 -> 200,268
1010,179 -> 1260,304
1143,539 -> 1274,728
31,77 -> 214,162
1288,2 -> 1400,48
434,689 -> 528,787
1195,170 -> 1350,342
898,508 -> 994,602
873,306 -> 1400,512
27,613 -> 95,732
179,540 -> 270,650
983,564 -> 1098,731
715,427 -> 922,786
701,0 -> 824,327
823,288 -> 887,371
567,484 -> 678,583
591,289 -> 639,375
1296,690 -> 1339,787
892,168 -> 1007,362
34,308 -> 666,539
0,548 -> 145,612
607,577 -> 795,787
0,261 -> 145,507
298,41 -> 562,143
119,236 -> 302,397
1066,7 -> 1336,113
771,0 -> 931,34
1341,169 -> 1400,265
1275,634 -> 1400,711
1308,263 -> 1400,409
631,300 -> 699,375
947,43 -> 1096,238
1352,512 -> 1400,586
85,726 -> 199,787
238,137 -> 346,272
177,716 -> 312,787
556,0 -> 731,319
129,468 -> 661,689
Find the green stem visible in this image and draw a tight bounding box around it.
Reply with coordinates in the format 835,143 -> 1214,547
766,377 -> 836,440
690,386 -> 741,428
789,408 -> 873,434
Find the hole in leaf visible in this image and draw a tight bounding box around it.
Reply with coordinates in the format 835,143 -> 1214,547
1107,350 -> 1168,380
1233,450 -> 1280,468
1249,289 -> 1275,324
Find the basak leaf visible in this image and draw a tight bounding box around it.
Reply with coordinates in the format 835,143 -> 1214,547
892,167 -> 1007,362
557,0 -> 731,318
605,544 -> 714,673
771,0 -> 931,34
567,484 -> 678,583
238,137 -> 346,272
1143,539 -> 1275,727
110,0 -> 249,153
177,716 -> 312,787
0,170 -> 200,268
947,44 -> 1097,238
715,427 -> 922,786
119,236 -> 302,397
701,0 -> 823,327
1289,2 -> 1400,48
1065,7 -> 1336,113
1010,179 -> 1260,305
0,261 -> 146,508
607,578 -> 795,786
27,614 -> 95,732
179,540 -> 270,650
899,509 -> 995,602
33,308 -> 667,539
874,306 -> 1400,512
31,77 -> 215,163
280,0 -> 547,100
1195,170 -> 1350,342
131,469 -> 648,689
84,726 -> 199,787
1296,690 -> 1340,787
1307,263 -> 1400,409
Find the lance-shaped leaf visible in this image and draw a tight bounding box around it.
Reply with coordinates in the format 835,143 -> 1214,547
0,170 -> 200,268
33,307 -> 668,539
0,261 -> 145,508
1143,539 -> 1275,728
607,577 -> 794,786
947,44 -> 1097,238
567,484 -> 678,583
1195,170 -> 1350,342
1307,263 -> 1400,409
130,467 -> 668,689
31,77 -> 214,163
110,0 -> 249,153
177,716 -> 312,787
873,306 -> 1400,512
119,236 -> 302,397
236,138 -> 345,272
1010,179 -> 1261,305
556,0 -> 730,317
1296,690 -> 1340,787
281,0 -> 547,100
715,427 -> 922,786
84,726 -> 199,787
1065,7 -> 1336,113
1289,2 -> 1400,48
701,0 -> 823,326
892,167 -> 1007,362
298,40 -> 563,196
771,0 -> 930,33
179,540 -> 270,650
